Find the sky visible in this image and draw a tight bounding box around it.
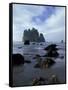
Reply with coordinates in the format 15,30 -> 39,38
13,4 -> 65,42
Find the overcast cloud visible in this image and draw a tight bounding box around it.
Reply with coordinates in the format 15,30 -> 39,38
13,4 -> 65,42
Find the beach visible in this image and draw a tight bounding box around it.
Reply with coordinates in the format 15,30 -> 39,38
13,42 -> 66,86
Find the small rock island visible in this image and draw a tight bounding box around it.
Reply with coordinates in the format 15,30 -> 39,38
22,27 -> 45,44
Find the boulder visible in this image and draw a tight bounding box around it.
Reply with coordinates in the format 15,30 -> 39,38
12,54 -> 25,66
24,40 -> 30,45
41,58 -> 55,68
34,58 -> 55,69
32,75 -> 60,86
32,77 -> 45,85
44,44 -> 59,58
32,78 -> 40,85
44,44 -> 58,51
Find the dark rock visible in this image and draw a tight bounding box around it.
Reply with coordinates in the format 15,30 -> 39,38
32,78 -> 40,85
44,44 -> 59,58
46,50 -> 59,57
24,40 -> 30,45
32,77 -> 45,86
34,58 -> 55,69
49,75 -> 60,84
32,75 -> 60,85
42,58 -> 55,68
32,74 -> 60,86
44,44 -> 58,51
12,54 -> 25,66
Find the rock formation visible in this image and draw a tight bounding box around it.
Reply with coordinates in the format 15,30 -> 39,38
44,44 -> 59,58
12,54 -> 25,66
12,54 -> 31,66
22,27 -> 45,43
34,57 -> 55,69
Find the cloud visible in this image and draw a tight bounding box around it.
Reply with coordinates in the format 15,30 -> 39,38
13,4 -> 65,42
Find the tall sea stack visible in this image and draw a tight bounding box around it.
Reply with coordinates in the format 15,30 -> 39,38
22,27 -> 45,43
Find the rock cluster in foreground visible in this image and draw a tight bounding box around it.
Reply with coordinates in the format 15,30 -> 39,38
32,75 -> 60,85
34,58 -> 55,68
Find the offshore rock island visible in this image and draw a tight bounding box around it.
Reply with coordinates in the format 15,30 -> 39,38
22,27 -> 45,43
